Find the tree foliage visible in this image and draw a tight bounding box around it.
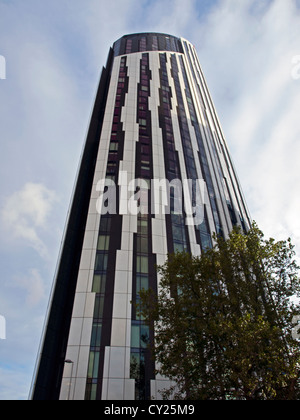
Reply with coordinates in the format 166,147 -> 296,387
139,223 -> 300,400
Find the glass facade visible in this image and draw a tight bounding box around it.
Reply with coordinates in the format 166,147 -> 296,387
85,56 -> 129,400
114,33 -> 184,57
31,33 -> 251,401
158,53 -> 189,254
130,53 -> 155,400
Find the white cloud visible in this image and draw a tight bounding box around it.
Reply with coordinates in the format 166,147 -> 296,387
14,268 -> 45,307
191,0 -> 300,258
1,183 -> 58,258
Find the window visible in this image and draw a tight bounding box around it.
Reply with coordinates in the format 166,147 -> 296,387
95,253 -> 108,271
106,163 -> 116,175
91,322 -> 102,347
138,218 -> 148,235
136,256 -> 148,274
136,275 -> 149,293
131,323 -> 149,348
99,215 -> 111,232
126,39 -> 132,53
92,274 -> 106,294
87,351 -> 100,379
97,235 -> 110,251
108,153 -> 117,163
152,36 -> 158,50
141,157 -> 150,165
141,163 -> 150,169
174,242 -> 184,252
93,295 -> 105,319
131,324 -> 140,348
109,142 -> 118,151
139,118 -> 147,126
139,37 -> 147,52
141,145 -> 149,155
85,380 -> 98,401
173,225 -> 183,241
200,232 -> 212,251
137,236 -> 148,253
140,325 -> 149,348
140,135 -> 150,144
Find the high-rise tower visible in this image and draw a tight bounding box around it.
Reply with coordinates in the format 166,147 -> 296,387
31,33 -> 251,400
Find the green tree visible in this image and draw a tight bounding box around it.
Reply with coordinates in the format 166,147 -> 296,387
139,224 -> 300,400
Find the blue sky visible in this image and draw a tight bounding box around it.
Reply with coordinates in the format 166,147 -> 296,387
0,0 -> 300,400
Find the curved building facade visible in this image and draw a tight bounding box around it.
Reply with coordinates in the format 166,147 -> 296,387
31,33 -> 251,400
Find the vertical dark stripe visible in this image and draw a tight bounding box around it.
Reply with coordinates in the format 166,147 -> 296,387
158,53 -> 190,255
130,53 -> 156,400
184,41 -> 250,231
176,52 -> 224,244
85,56 -> 128,400
170,54 -> 214,250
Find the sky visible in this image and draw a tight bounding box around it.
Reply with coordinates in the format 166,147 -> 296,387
0,0 -> 300,400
